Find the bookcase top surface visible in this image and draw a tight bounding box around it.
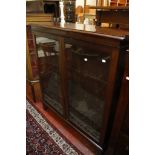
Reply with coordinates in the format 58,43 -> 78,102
30,22 -> 129,40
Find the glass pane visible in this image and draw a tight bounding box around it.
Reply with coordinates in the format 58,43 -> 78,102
65,40 -> 111,142
36,36 -> 63,115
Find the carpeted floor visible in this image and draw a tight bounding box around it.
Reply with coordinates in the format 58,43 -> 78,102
26,101 -> 83,155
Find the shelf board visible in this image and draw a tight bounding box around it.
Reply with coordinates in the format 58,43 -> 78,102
89,6 -> 129,10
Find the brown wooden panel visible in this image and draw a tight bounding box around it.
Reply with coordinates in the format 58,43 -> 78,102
26,14 -> 53,23
26,1 -> 44,13
26,80 -> 43,103
105,50 -> 129,155
26,36 -> 33,80
32,82 -> 43,102
98,10 -> 129,25
26,81 -> 35,102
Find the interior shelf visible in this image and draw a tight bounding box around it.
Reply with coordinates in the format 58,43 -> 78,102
89,6 -> 129,10
68,67 -> 107,85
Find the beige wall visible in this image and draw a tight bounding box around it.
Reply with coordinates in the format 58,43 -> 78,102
76,0 -> 96,7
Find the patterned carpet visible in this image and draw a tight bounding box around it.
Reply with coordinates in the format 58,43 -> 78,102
26,101 -> 83,155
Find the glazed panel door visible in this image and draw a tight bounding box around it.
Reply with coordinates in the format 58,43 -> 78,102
64,38 -> 114,144
35,35 -> 64,116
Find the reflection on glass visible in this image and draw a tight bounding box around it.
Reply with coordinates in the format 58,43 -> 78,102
65,41 -> 111,142
36,36 -> 63,115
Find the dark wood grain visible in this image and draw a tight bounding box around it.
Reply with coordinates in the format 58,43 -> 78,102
105,50 -> 129,155
31,22 -> 128,39
28,22 -> 128,154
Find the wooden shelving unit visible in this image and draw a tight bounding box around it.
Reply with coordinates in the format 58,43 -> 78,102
82,0 -> 129,27
83,0 -> 129,22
